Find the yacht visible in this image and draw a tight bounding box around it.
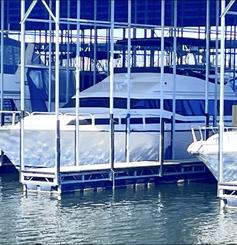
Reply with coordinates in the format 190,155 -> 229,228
187,126 -> 237,182
1,37 -> 32,111
1,37 -> 75,113
0,69 -> 237,168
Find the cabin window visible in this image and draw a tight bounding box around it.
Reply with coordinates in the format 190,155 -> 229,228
121,117 -> 143,124
2,44 -> 20,74
95,118 -> 109,125
67,119 -> 92,125
65,97 -> 237,116
79,97 -> 127,108
3,99 -> 17,111
168,99 -> 205,116
68,97 -> 161,109
131,99 -> 160,109
145,117 -> 160,124
130,118 -> 143,124
80,98 -> 109,108
121,118 -> 127,124
95,118 -> 119,125
174,99 -> 237,116
175,100 -> 205,116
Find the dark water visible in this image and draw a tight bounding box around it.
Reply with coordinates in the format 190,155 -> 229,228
0,173 -> 237,244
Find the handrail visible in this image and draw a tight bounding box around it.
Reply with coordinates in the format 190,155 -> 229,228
64,111 -> 165,127
190,125 -> 237,142
0,110 -> 30,126
31,111 -> 63,116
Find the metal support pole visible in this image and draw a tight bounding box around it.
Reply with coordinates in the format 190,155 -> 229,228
48,0 -> 52,112
159,0 -> 165,172
133,28 -> 137,67
159,118 -> 164,177
219,0 -> 226,209
93,0 -> 97,86
110,0 -> 115,188
55,0 -> 60,187
82,29 -> 85,71
66,0 -> 70,104
205,0 -> 210,130
171,0 -> 177,159
20,0 -> 26,181
144,29 -> 147,67
56,118 -> 60,189
0,0 -> 4,167
126,0 -> 131,163
150,30 -> 155,67
0,0 -> 4,112
214,0 -> 219,127
75,0 -> 81,166
122,29 -> 126,68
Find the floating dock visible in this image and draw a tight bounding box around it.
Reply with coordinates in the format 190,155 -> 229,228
218,181 -> 237,209
20,160 -> 215,194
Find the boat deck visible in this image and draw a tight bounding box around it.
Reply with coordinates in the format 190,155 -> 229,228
20,159 -> 214,194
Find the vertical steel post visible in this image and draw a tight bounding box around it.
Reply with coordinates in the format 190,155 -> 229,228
126,0 -> 131,163
150,30 -> 155,67
219,0 -> 225,209
122,29 -> 126,68
0,0 -> 4,167
110,0 -> 115,188
171,0 -> 177,159
0,0 -> 4,111
82,29 -> 85,71
48,0 -> 52,112
132,28 -> 137,66
66,0 -> 70,104
93,0 -> 97,86
75,0 -> 81,166
205,0 -> 210,132
20,0 -> 26,181
159,118 -> 164,177
159,0 -> 165,175
214,0 -> 219,127
55,0 -> 60,187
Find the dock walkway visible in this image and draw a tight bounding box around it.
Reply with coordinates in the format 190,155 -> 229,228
20,160 -> 213,194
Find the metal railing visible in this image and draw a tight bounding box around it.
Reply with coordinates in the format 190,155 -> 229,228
0,110 -> 30,126
190,125 -> 237,142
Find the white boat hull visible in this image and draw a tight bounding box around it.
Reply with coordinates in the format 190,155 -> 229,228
187,131 -> 237,182
0,128 -> 171,167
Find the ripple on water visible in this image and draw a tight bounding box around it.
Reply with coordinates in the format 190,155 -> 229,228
1,175 -> 237,244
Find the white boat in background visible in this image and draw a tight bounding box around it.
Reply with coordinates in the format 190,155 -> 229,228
1,37 -> 76,113
1,37 -> 32,111
187,126 -> 237,182
0,70 -> 237,168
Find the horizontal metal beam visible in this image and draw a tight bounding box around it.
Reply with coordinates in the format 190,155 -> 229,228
26,17 -> 162,29
227,10 -> 237,15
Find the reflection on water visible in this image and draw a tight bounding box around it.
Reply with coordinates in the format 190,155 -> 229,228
0,173 -> 237,244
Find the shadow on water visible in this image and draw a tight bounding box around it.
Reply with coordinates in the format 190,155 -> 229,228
59,181 -> 217,208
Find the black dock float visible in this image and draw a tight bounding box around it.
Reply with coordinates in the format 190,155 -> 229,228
20,160 -> 214,194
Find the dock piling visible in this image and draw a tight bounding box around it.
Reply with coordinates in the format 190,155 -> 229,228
159,118 -> 165,177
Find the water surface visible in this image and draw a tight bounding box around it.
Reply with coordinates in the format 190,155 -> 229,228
0,173 -> 236,244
